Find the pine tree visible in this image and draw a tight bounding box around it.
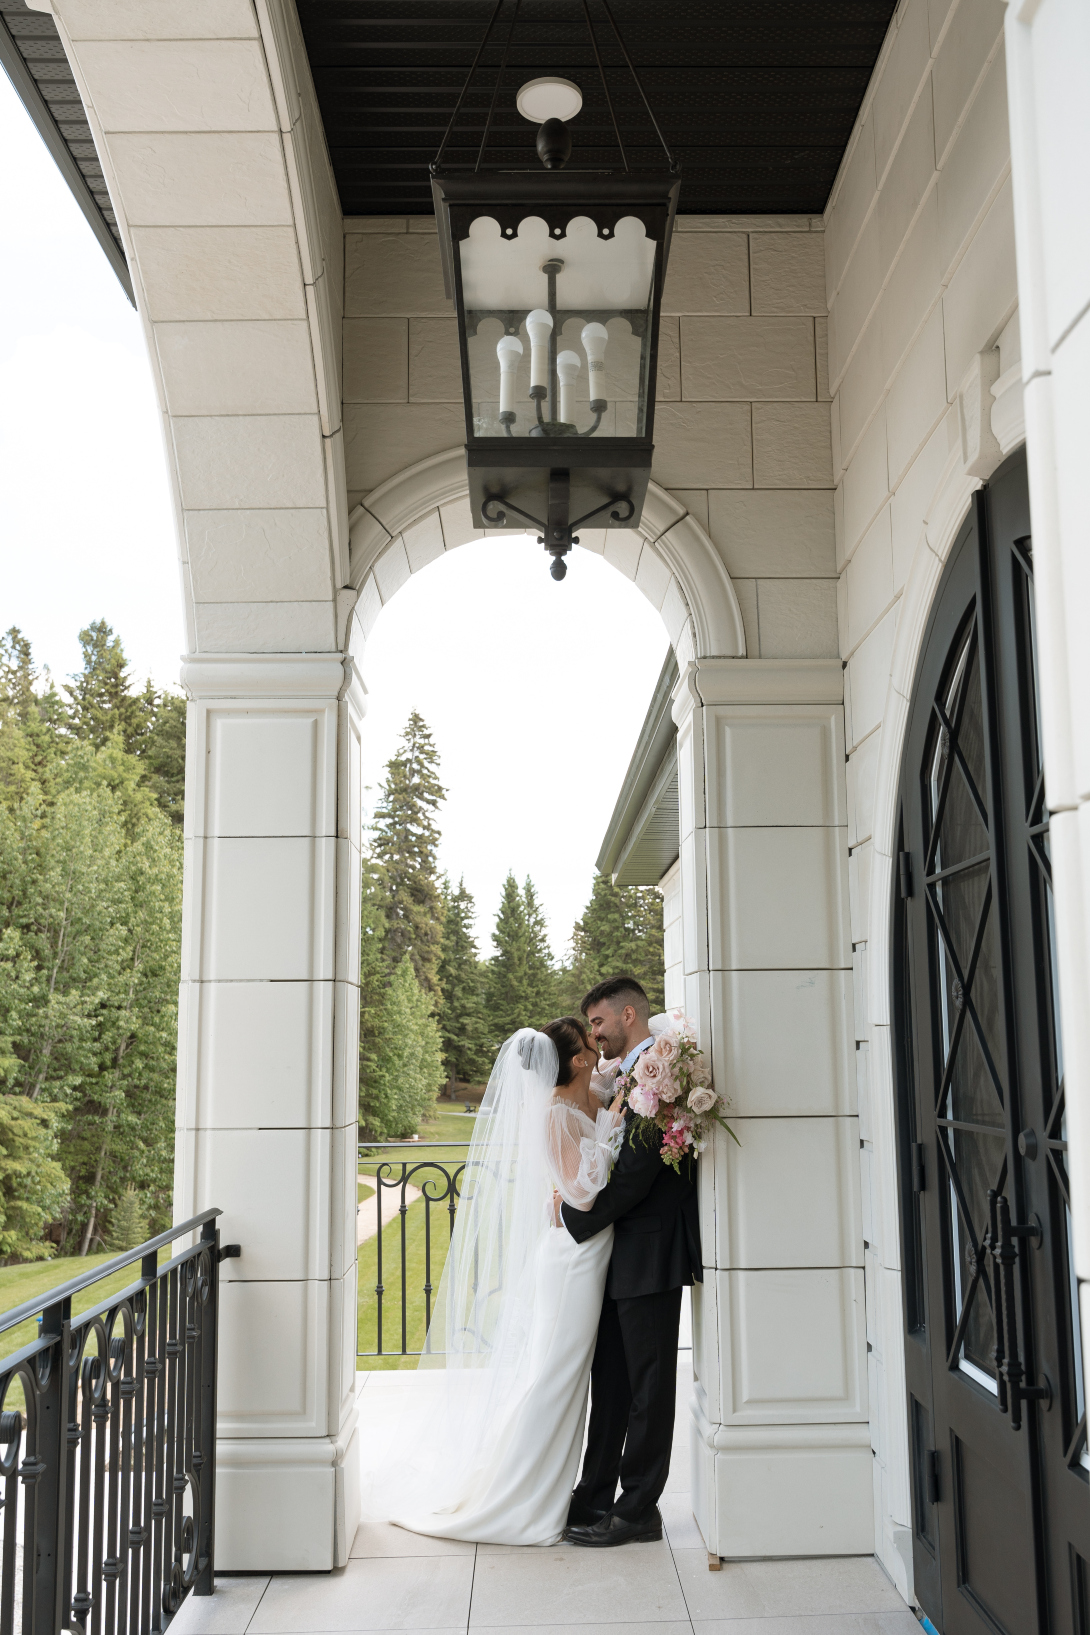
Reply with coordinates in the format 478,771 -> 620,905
486,872 -> 556,1045
106,1186 -> 149,1252
362,955 -> 444,1140
522,877 -> 559,1020
559,872 -> 666,1013
0,628 -> 66,798
370,712 -> 446,998
65,621 -> 152,753
358,856 -> 391,1130
142,688 -> 187,826
436,878 -> 490,1088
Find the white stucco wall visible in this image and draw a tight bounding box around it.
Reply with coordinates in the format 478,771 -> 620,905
824,0 -> 1019,1593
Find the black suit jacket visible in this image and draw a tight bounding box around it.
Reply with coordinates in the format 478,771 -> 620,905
561,1107 -> 702,1300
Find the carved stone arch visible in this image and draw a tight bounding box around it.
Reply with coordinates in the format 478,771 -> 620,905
346,447 -> 746,663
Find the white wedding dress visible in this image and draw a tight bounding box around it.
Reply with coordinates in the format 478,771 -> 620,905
390,1087 -> 620,1546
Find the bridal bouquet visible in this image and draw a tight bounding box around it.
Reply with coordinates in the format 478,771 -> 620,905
621,1012 -> 738,1171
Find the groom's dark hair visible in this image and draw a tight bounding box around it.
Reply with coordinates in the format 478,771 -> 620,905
580,976 -> 650,1020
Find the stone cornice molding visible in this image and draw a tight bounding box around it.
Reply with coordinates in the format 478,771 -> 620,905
347,448 -> 746,660
181,653 -> 351,702
671,657 -> 845,726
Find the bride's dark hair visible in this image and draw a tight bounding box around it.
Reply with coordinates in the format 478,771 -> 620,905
540,1017 -> 592,1087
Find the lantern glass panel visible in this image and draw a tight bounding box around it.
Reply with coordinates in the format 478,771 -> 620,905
458,213 -> 657,440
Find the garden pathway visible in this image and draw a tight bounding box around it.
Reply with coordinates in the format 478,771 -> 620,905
356,1176 -> 422,1246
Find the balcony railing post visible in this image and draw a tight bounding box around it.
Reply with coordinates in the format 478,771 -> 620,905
194,1222 -> 219,1598
31,1297 -> 70,1635
0,1209 -> 230,1635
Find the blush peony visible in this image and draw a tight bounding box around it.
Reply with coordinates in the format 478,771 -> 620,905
629,1083 -> 659,1119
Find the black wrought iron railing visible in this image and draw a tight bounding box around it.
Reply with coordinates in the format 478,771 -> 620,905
357,1144 -> 465,1359
0,1210 -> 238,1635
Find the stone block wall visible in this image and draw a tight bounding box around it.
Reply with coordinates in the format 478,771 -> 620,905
341,215 -> 840,662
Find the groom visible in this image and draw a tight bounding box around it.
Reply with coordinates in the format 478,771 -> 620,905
561,976 -> 702,1547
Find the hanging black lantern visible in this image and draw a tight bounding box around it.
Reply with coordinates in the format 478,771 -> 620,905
430,2 -> 680,579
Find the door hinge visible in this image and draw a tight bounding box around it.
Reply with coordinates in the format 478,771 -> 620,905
912,1142 -> 926,1193
925,1448 -> 940,1505
899,851 -> 914,899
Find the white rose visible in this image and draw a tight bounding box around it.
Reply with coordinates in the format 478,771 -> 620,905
688,1087 -> 716,1115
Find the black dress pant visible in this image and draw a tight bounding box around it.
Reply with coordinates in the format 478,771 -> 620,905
571,1285 -> 684,1522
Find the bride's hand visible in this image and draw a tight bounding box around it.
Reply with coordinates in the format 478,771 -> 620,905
552,1188 -> 563,1226
609,1086 -> 626,1114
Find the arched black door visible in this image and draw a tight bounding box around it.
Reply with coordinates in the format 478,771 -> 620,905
894,450 -> 1088,1635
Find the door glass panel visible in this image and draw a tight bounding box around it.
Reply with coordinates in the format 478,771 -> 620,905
946,1123 -> 1005,1385
927,617 -> 1006,1390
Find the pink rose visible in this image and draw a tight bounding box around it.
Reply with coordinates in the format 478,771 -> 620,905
629,1083 -> 659,1119
655,1071 -> 682,1103
651,1031 -> 680,1065
688,1087 -> 716,1115
634,1054 -> 663,1087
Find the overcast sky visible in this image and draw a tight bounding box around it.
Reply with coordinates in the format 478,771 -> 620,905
0,71 -> 671,958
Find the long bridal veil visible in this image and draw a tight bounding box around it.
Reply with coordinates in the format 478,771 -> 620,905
383,1027 -> 560,1521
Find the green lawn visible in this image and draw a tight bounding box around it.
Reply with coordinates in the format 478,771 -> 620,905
357,1190 -> 458,1370
358,1107 -> 474,1174
356,1104 -> 471,1370
0,1248 -> 170,1408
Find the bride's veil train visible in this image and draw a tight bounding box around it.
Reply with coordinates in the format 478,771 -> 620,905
382,1027 -> 560,1520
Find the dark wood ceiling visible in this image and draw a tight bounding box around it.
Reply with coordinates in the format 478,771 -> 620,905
297,0 -> 898,218
0,0 -> 132,299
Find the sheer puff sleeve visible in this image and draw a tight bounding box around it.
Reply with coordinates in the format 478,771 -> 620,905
544,1102 -> 622,1211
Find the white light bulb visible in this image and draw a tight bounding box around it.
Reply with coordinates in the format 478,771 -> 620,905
556,349 -> 581,425
496,334 -> 523,415
526,308 -> 554,391
581,323 -> 609,399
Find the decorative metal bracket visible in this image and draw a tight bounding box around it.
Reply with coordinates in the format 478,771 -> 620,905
481,468 -> 636,578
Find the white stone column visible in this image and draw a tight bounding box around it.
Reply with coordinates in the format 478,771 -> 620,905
175,654 -> 364,1571
1003,0 -> 1090,1394
677,658 -> 870,1559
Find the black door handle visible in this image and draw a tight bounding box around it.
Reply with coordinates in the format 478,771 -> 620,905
984,1190 -> 1051,1429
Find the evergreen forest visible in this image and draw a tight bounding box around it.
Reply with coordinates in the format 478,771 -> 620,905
0,626 -> 667,1258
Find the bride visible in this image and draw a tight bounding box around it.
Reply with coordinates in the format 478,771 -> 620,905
388,1017 -> 625,1546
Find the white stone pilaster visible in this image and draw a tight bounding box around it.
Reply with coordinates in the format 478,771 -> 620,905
176,654 -> 364,1571
676,658 -> 871,1559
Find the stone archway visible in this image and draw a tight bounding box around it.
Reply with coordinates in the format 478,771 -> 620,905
344,447 -> 748,666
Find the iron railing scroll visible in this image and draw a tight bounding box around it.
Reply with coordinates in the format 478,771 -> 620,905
357,1145 -> 465,1359
0,1210 -> 239,1635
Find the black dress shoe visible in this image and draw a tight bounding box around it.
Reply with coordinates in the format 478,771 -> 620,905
564,1509 -> 663,1547
566,1499 -> 606,1528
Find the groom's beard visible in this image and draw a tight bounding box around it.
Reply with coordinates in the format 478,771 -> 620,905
596,1025 -> 627,1061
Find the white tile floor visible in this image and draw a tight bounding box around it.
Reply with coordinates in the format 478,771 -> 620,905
175,1355 -> 918,1635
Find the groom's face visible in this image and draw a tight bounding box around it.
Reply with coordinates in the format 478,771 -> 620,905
585,1000 -> 633,1061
